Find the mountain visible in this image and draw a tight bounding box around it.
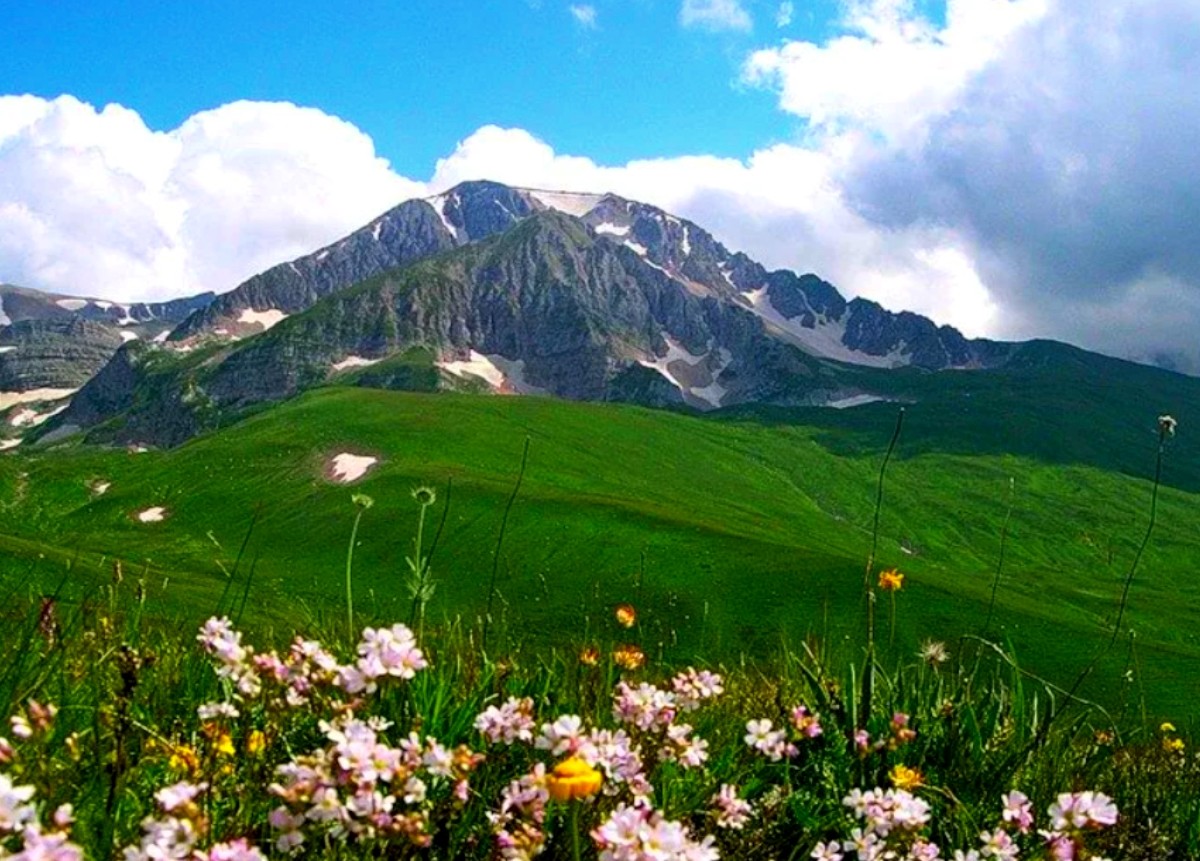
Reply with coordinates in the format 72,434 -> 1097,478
0,284 -> 214,443
167,181 -> 1009,372
51,181 -> 1027,447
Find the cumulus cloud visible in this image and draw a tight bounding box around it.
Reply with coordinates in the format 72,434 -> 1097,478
569,4 -> 598,28
776,2 -> 794,27
0,96 -> 419,302
680,0 -> 752,32
745,0 -> 1200,369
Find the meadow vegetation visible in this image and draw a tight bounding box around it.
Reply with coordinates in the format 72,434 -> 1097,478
0,390 -> 1197,858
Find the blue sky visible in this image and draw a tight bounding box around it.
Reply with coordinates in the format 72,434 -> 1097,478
0,0 -> 850,173
3,0 -> 1200,369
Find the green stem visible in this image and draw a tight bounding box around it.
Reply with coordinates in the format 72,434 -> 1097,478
346,508 -> 364,642
571,803 -> 583,861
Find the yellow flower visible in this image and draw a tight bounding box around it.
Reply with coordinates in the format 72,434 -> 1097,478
878,569 -> 905,592
612,644 -> 645,671
889,764 -> 924,790
546,756 -> 602,802
214,731 -> 235,757
615,604 -> 637,628
168,745 -> 200,773
579,645 -> 600,666
1160,722 -> 1177,734
246,730 -> 266,756
1164,737 -> 1185,753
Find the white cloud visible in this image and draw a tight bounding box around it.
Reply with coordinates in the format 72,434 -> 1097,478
0,96 -> 419,302
428,126 -> 997,334
741,0 -> 1200,363
569,4 -> 598,28
776,1 -> 794,27
680,0 -> 752,32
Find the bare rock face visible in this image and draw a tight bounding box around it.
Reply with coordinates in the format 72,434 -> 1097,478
0,284 -> 214,393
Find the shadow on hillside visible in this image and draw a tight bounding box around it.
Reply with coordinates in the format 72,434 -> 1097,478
720,342 -> 1200,495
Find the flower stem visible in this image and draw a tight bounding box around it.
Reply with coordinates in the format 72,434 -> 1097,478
570,802 -> 583,861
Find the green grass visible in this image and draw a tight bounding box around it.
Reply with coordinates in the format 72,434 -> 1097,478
1,385 -> 1197,721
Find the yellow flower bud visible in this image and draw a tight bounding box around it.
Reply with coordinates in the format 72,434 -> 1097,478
546,756 -> 602,802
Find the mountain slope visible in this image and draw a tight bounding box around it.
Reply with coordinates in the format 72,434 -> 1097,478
165,181 -> 1011,373
4,387 -> 1200,718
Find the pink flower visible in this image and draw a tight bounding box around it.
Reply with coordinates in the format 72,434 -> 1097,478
474,698 -> 536,745
711,784 -> 753,830
154,781 -> 207,813
791,705 -> 823,738
1001,790 -> 1033,834
536,715 -> 586,756
205,838 -> 267,861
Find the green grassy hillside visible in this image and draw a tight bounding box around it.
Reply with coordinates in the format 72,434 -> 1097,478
0,385 -> 1197,718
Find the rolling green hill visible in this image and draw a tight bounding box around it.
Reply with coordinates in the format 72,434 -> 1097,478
1,382 -> 1197,719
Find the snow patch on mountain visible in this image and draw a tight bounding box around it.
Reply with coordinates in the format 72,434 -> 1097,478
328,453 -> 377,483
638,335 -> 728,409
0,388 -> 77,410
680,225 -> 692,257
56,299 -> 88,312
624,240 -> 648,257
741,286 -> 908,369
594,222 -> 630,237
0,297 -> 9,326
486,354 -> 545,395
428,194 -> 462,242
437,350 -> 506,388
238,308 -> 288,331
332,355 -> 381,372
527,189 -> 604,218
0,439 -> 20,451
0,346 -> 15,354
120,331 -> 139,343
827,394 -> 888,409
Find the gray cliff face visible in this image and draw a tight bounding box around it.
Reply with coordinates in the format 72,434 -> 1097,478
0,284 -> 214,393
0,319 -> 125,390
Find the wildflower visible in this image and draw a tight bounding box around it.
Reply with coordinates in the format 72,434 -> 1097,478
1047,791 -> 1118,831
791,704 -> 823,738
155,781 -> 207,815
811,840 -> 844,861
745,719 -> 793,761
546,756 -> 602,802
351,493 -> 374,509
671,667 -> 724,710
1001,791 -> 1033,834
536,715 -> 586,756
919,640 -> 949,666
612,681 -> 676,731
206,838 -> 268,861
247,730 -> 266,756
890,764 -> 924,791
475,697 -> 536,745
979,828 -> 1019,860
0,775 -> 36,834
197,702 -> 240,721
1160,721 -> 1176,733
614,603 -> 637,628
411,486 -> 437,506
878,568 -> 904,591
1158,415 -> 1178,437
613,644 -> 646,671
213,731 -> 236,757
579,645 -> 600,666
168,745 -> 200,773
853,729 -> 871,755
711,784 -> 753,830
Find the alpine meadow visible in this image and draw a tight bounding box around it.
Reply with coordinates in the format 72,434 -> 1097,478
3,3 -> 1200,859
